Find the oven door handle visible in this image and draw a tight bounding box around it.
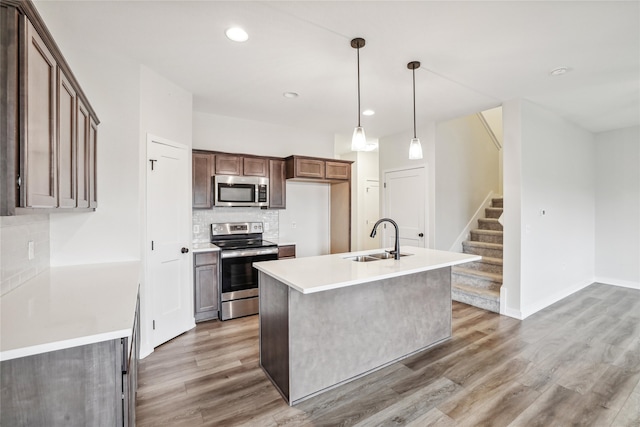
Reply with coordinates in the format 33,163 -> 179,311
220,247 -> 279,259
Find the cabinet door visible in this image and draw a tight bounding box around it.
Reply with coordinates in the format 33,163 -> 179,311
268,159 -> 286,209
76,100 -> 90,208
295,157 -> 324,179
194,263 -> 219,322
24,20 -> 57,207
192,153 -> 214,208
57,70 -> 76,208
243,157 -> 268,177
88,118 -> 98,208
215,154 -> 242,175
325,161 -> 350,180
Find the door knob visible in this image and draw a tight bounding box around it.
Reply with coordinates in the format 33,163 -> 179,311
181,247 -> 189,254
418,233 -> 424,237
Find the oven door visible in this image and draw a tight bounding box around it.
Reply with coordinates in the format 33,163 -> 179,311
220,251 -> 278,301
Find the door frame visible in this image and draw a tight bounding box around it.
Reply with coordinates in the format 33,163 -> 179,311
382,165 -> 431,249
140,133 -> 193,358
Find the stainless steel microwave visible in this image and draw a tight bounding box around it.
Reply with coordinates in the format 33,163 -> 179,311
214,175 -> 269,207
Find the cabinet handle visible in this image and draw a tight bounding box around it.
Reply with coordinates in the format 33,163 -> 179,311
181,247 -> 189,254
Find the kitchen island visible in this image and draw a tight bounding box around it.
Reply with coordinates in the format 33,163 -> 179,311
253,246 -> 480,405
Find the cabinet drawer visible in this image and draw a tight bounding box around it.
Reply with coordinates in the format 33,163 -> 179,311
278,245 -> 296,259
194,251 -> 218,266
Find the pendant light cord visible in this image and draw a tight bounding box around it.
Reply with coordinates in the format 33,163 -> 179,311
412,67 -> 417,139
357,46 -> 361,128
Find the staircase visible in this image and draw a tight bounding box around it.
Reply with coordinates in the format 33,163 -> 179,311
452,197 -> 503,313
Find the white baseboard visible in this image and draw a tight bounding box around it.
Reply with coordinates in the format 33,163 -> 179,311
449,191 -> 496,252
499,287 -> 524,319
594,277 -> 640,290
520,279 -> 593,319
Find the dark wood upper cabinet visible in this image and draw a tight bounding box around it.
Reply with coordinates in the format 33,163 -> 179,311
285,156 -> 352,182
57,70 -> 76,208
215,154 -> 242,175
88,118 -> 98,209
1,0 -> 99,215
286,156 -> 325,180
192,152 -> 214,208
269,159 -> 286,209
243,157 -> 268,177
325,161 -> 351,180
76,100 -> 90,208
24,19 -> 57,208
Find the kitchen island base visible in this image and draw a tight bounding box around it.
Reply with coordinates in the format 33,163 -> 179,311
259,267 -> 452,405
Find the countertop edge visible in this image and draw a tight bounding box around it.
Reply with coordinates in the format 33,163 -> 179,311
254,248 -> 481,294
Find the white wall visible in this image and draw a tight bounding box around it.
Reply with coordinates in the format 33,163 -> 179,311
595,126 -> 640,288
139,66 -> 194,357
278,182 -> 330,257
340,150 -> 379,251
378,124 -> 436,249
435,114 -> 500,251
504,100 -> 596,318
193,111 -> 334,158
41,21 -> 142,266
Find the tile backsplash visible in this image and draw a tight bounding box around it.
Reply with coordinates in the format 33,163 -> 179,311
0,214 -> 50,296
192,208 -> 279,243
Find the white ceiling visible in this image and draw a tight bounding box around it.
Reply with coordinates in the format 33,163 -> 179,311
36,1 -> 639,143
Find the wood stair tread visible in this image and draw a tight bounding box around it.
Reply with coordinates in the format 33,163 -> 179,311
471,229 -> 503,236
477,256 -> 503,265
452,267 -> 503,282
463,241 -> 503,249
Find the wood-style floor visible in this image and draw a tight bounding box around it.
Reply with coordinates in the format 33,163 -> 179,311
136,283 -> 640,426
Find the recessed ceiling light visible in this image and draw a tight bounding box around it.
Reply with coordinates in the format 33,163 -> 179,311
225,27 -> 248,42
283,92 -> 299,98
549,67 -> 569,76
363,109 -> 375,116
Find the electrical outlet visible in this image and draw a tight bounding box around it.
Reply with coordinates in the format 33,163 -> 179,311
193,225 -> 200,233
291,222 -> 297,229
28,241 -> 35,260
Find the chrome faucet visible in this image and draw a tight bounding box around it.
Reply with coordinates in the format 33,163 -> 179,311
370,218 -> 401,260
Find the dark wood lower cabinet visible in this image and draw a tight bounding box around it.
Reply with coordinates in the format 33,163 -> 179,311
0,295 -> 140,427
194,251 -> 219,322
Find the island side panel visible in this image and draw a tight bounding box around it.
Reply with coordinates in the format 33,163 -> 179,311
258,271 -> 290,401
288,268 -> 451,403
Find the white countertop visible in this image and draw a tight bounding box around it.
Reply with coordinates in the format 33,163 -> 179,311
0,261 -> 140,361
192,242 -> 220,253
253,246 -> 480,294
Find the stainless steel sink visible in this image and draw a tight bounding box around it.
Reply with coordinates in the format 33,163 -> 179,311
345,252 -> 413,262
368,252 -> 412,259
346,255 -> 380,262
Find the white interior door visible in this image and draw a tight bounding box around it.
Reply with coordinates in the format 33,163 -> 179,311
363,179 -> 380,250
383,167 -> 426,249
147,135 -> 192,348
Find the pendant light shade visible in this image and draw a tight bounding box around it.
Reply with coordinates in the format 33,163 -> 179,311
351,38 -> 367,152
408,61 -> 423,160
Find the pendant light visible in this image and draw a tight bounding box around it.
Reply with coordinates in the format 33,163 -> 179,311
408,61 -> 423,159
351,38 -> 367,151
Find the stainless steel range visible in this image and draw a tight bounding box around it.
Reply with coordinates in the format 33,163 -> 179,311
211,222 -> 278,320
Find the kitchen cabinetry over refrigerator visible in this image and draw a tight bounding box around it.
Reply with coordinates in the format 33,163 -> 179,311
0,0 -> 99,215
